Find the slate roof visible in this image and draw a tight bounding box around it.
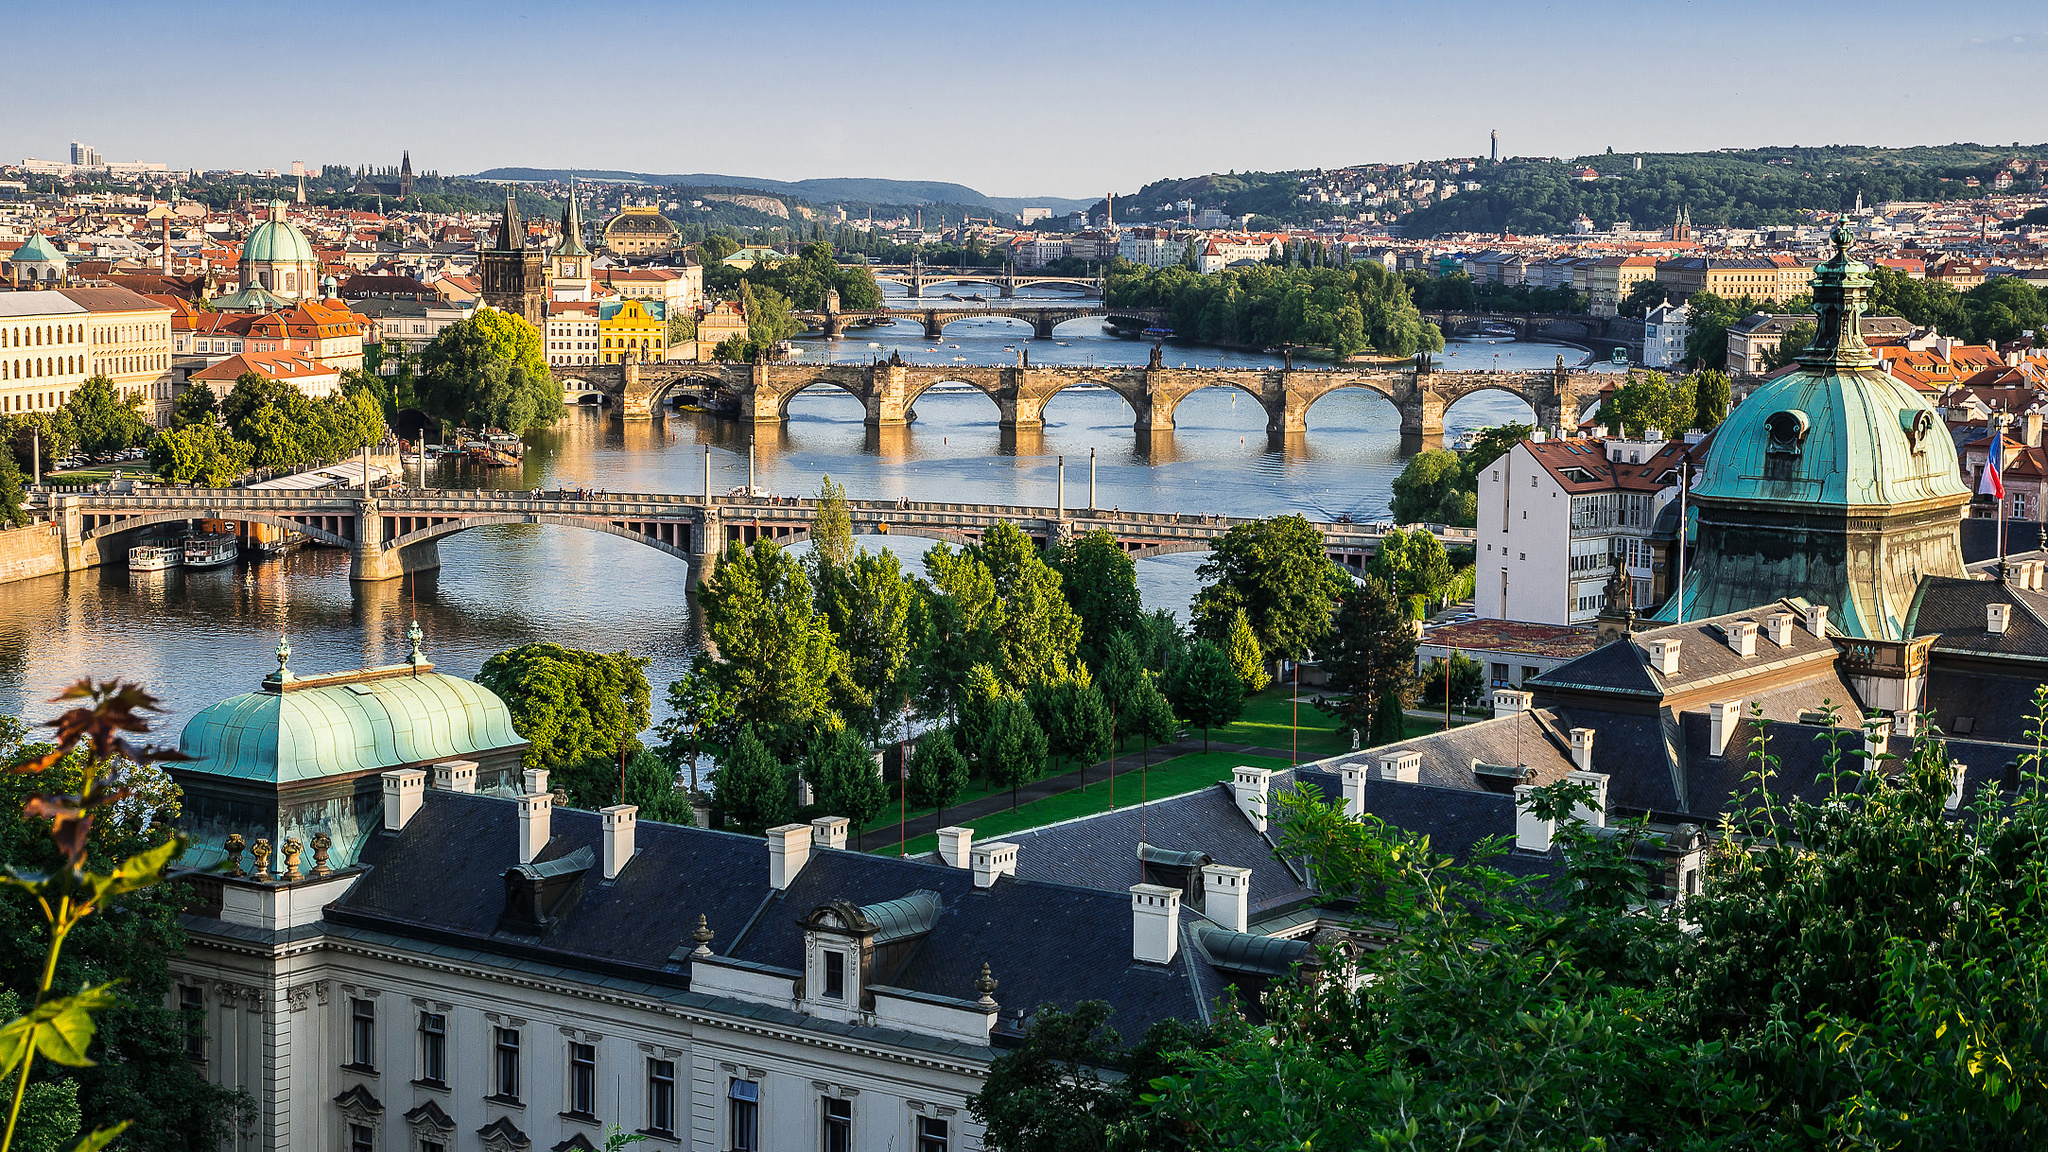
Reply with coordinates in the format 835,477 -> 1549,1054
1907,575 -> 2048,665
1676,711 -> 2017,824
1552,600 -> 1836,696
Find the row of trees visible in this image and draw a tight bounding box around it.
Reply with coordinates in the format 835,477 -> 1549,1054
1106,263 -> 1446,358
1404,271 -> 1586,315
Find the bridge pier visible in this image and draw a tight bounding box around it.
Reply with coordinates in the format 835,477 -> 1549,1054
921,312 -> 945,340
1399,389 -> 1446,452
865,364 -> 913,427
619,357 -> 659,419
349,499 -> 443,582
1031,313 -> 1058,340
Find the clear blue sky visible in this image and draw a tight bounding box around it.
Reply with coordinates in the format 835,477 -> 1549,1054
15,0 -> 2045,199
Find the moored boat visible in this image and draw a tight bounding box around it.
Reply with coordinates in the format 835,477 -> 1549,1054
128,542 -> 182,571
182,533 -> 239,570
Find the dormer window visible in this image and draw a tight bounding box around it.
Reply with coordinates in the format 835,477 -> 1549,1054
823,950 -> 846,1000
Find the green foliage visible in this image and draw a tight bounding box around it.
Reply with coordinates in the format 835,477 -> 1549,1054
63,378 -> 152,458
1191,515 -> 1347,660
1465,422 -> 1533,474
1961,276 -> 2048,347
417,309 -> 560,432
969,1000 -> 1213,1152
721,242 -> 883,313
806,475 -> 854,595
1403,272 -> 1585,315
1369,529 -> 1454,604
653,658 -> 733,796
927,524 -> 1082,692
167,385 -> 216,431
1869,264 -> 1967,335
707,727 -> 790,835
1320,576 -> 1415,744
1619,278 -> 1670,318
1416,653 -> 1486,709
1162,639 -> 1243,751
145,425 -> 253,487
0,451 -> 25,528
1,413 -> 76,477
1761,322 -> 1817,371
217,372 -> 289,434
1683,290 -> 1745,370
1028,680 -> 1110,775
978,696 -> 1048,810
1047,531 -> 1142,672
1389,449 -> 1471,526
1596,369 -> 1698,436
903,729 -> 969,827
475,644 -> 652,807
1693,368 -> 1733,428
799,727 -> 886,840
1223,608 -> 1269,692
1107,262 -> 1442,357
698,540 -> 855,758
822,549 -> 915,742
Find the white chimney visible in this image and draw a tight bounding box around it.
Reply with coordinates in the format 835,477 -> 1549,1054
432,759 -> 477,793
1338,763 -> 1367,818
1805,604 -> 1829,636
1763,612 -> 1795,647
1129,883 -> 1181,964
1201,864 -> 1251,933
1647,638 -> 1682,675
1377,749 -> 1422,783
1514,784 -> 1554,853
936,826 -> 973,869
517,792 -> 553,865
1987,603 -> 2011,635
1708,700 -> 1742,757
1564,769 -> 1609,828
766,823 -> 811,890
1231,766 -> 1272,832
523,768 -> 550,796
382,768 -> 426,831
971,841 -> 1018,889
1946,761 -> 1968,810
1494,688 -> 1532,718
1569,727 -> 1595,772
810,816 -> 849,852
600,804 -> 637,880
1725,620 -> 1758,658
1864,716 -> 1893,761
1893,709 -> 1919,739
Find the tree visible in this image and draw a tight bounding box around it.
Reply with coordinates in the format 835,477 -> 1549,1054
1128,672 -> 1178,769
1095,631 -> 1145,751
1682,290 -> 1741,370
1369,528 -> 1454,607
218,372 -> 293,435
1047,531 -> 1142,672
168,383 -> 217,430
1693,368 -> 1732,428
980,696 -> 1048,810
970,1001 -> 1211,1152
1761,322 -> 1816,371
806,474 -> 854,598
653,657 -> 732,795
476,644 -> 652,809
1321,576 -> 1415,745
697,540 -> 854,757
1464,422 -> 1533,474
64,376 -> 152,457
707,727 -> 790,835
1191,515 -> 1347,660
1029,680 -> 1110,780
145,424 -> 253,487
238,401 -> 314,471
903,728 -> 969,830
1223,609 -> 1269,692
1389,449 -> 1472,526
823,549 -> 915,742
0,448 -> 26,528
800,726 -> 887,846
2,412 -> 76,477
417,309 -> 561,432
1162,639 -> 1243,751
1618,278 -> 1669,318
1961,276 -> 2048,346
1417,652 -> 1486,709
1596,370 -> 1696,437
928,524 -> 1082,692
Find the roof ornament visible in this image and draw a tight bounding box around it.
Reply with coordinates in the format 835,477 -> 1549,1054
689,914 -> 715,959
407,619 -> 425,670
974,962 -> 999,1010
1799,215 -> 1876,370
266,635 -> 296,688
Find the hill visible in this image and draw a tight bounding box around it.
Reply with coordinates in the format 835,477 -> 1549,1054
468,168 -> 1091,215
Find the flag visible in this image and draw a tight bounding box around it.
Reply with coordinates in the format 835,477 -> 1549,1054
1980,441 -> 2006,501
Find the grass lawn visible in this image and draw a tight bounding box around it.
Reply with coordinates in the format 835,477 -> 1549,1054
44,465 -> 159,485
1201,686 -> 1355,758
860,776 -> 1016,836
877,751 -> 1294,856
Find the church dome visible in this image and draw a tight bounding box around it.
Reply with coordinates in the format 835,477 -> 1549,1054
243,200 -> 316,267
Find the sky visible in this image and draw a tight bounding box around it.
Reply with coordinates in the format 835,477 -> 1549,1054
13,0 -> 2047,200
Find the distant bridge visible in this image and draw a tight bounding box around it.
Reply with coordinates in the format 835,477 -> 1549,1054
559,351 -> 1588,441
862,262 -> 1104,298
793,303 -> 1156,340
48,488 -> 1473,586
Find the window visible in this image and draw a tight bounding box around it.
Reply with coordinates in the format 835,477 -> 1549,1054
647,1059 -> 676,1137
822,1097 -> 852,1152
729,1080 -> 759,1151
418,1012 -> 446,1085
823,950 -> 846,1000
916,1117 -> 949,1152
567,1042 -> 597,1118
493,1027 -> 520,1101
348,998 -> 375,1069
179,985 -> 205,1060
348,1124 -> 373,1152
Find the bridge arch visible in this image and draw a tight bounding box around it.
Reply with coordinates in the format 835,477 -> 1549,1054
901,375 -> 1005,412
382,514 -> 695,564
647,372 -> 727,412
80,509 -> 354,549
1028,375 -> 1147,424
776,376 -> 871,419
1295,379 -> 1404,423
1437,383 -> 1539,424
1148,378 -> 1277,431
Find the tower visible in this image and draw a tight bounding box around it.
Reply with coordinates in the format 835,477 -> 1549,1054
480,193 -> 547,329
1491,129 -> 1498,165
549,179 -> 593,302
399,151 -> 414,201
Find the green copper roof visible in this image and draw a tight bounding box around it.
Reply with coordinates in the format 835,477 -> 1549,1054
13,233 -> 63,264
243,200 -> 317,266
178,667 -> 522,784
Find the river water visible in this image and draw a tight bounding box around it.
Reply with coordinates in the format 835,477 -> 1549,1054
0,283 -> 1621,731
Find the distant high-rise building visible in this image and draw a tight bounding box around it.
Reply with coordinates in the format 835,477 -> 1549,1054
1490,130 -> 1498,164
69,141 -> 100,169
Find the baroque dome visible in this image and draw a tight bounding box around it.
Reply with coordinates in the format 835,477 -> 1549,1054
243,199 -> 317,267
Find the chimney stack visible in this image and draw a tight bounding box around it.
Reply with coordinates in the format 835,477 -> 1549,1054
1564,769 -> 1609,828
523,768 -> 550,796
1724,620 -> 1758,658
1377,749 -> 1422,783
1514,785 -> 1554,853
1763,612 -> 1795,647
1804,604 -> 1830,636
1946,761 -> 1968,810
517,792 -> 552,865
1129,884 -> 1181,964
382,768 -> 426,831
1201,864 -> 1251,933
1493,688 -> 1532,719
601,804 -> 637,880
1864,716 -> 1893,762
766,824 -> 811,890
1569,727 -> 1596,773
810,816 -> 849,852
1647,638 -> 1682,675
936,826 -> 973,869
1231,766 -> 1272,832
1708,700 -> 1742,757
1987,603 -> 2012,635
1338,763 -> 1366,818
432,759 -> 477,793
971,841 -> 1018,889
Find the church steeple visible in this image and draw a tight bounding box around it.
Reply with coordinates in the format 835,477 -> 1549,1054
495,193 -> 526,252
1797,217 -> 1876,370
556,179 -> 590,259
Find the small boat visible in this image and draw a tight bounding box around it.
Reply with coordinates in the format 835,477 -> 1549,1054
128,542 -> 182,571
253,530 -> 307,559
182,533 -> 238,570
1450,431 -> 1479,452
1610,346 -> 1630,365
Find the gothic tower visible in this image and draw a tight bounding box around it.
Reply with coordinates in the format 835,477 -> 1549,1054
480,194 -> 546,328
399,151 -> 414,201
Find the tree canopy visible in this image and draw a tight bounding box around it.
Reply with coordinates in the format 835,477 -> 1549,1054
1047,530 -> 1143,672
417,309 -> 561,432
65,376 -> 153,457
475,643 -> 652,808
697,539 -> 853,757
1108,262 -> 1444,358
1191,515 -> 1348,659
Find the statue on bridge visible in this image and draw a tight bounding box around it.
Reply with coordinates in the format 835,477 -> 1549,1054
1148,343 -> 1163,369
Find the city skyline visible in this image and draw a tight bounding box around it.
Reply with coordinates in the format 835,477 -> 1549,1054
13,0 -> 2048,199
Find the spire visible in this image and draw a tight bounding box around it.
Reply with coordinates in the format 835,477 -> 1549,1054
557,178 -> 590,258
400,150 -> 412,177
497,193 -> 524,251
1797,217 -> 1877,370
407,619 -> 426,670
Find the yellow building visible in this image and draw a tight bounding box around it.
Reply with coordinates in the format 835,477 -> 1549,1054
599,298 -> 666,364
600,205 -> 679,258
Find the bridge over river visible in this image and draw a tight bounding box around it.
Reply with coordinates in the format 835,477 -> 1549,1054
564,349 -> 1588,440
47,486 -> 1473,586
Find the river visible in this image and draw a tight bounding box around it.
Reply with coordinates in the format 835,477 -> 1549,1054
0,284 -> 1622,730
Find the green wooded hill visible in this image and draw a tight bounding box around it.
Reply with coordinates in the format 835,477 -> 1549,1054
1399,143 -> 2048,236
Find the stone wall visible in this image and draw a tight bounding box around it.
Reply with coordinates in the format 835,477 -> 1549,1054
0,522 -> 64,584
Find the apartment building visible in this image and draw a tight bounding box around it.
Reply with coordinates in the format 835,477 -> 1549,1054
0,291 -> 90,416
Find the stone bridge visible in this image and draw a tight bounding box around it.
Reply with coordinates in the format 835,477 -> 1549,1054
565,351 -> 1588,440
795,304 -> 1158,340
45,487 -> 1474,587
1421,310 -> 1637,350
864,263 -> 1104,298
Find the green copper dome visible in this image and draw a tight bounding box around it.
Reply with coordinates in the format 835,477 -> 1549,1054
177,662 -> 522,784
243,200 -> 316,267
13,233 -> 64,265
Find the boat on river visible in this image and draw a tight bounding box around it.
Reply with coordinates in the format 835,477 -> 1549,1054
182,533 -> 238,570
252,530 -> 307,559
127,541 -> 182,571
